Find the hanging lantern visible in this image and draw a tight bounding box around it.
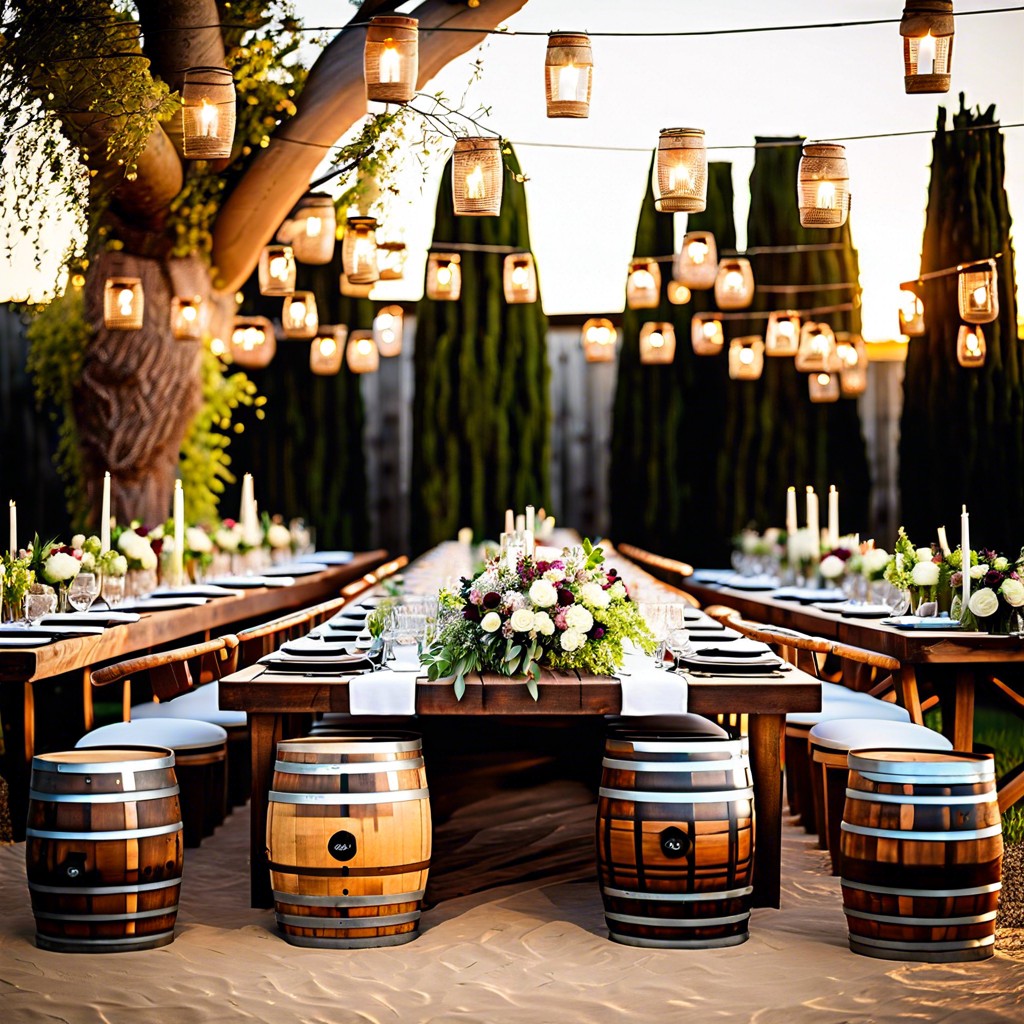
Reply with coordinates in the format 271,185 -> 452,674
899,288 -> 926,335
957,324 -> 986,367
674,231 -> 718,290
581,318 -> 616,363
230,316 -> 276,368
347,330 -> 380,374
282,292 -> 319,339
103,277 -> 144,330
958,262 -> 998,324
808,371 -> 840,403
452,137 -> 503,216
798,143 -> 850,228
900,1 -> 953,94
310,326 -> 346,376
765,310 -> 801,357
373,305 -> 404,356
503,253 -> 538,304
258,245 -> 296,295
170,296 -> 203,341
639,322 -> 675,365
729,337 -> 765,381
426,252 -> 461,301
714,258 -> 754,310
377,241 -> 407,281
544,32 -> 593,118
342,216 -> 380,285
339,274 -> 374,299
181,67 -> 236,160
626,258 -> 661,309
364,16 -> 418,104
667,281 -> 691,305
691,314 -> 725,356
837,334 -> 868,397
290,194 -> 336,265
654,128 -> 707,213
795,321 -> 839,372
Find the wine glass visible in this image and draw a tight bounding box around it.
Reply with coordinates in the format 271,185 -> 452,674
102,574 -> 125,608
638,603 -> 672,669
24,592 -> 57,627
67,573 -> 100,613
663,604 -> 691,662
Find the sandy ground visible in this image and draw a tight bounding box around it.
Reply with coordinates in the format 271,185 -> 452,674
1,734 -> 1023,1024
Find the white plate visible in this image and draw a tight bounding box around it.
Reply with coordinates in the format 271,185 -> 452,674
282,637 -> 358,657
0,636 -> 53,647
120,597 -> 211,611
150,585 -> 244,599
297,551 -> 353,565
40,612 -> 141,625
209,575 -> 295,588
262,563 -> 329,577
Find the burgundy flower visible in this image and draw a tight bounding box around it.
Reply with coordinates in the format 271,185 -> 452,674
950,571 -> 963,588
463,606 -> 480,622
483,591 -> 501,609
151,538 -> 164,556
557,589 -> 575,606
984,569 -> 1005,589
589,626 -> 605,640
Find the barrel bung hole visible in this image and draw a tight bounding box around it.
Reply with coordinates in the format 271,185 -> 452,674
343,889 -> 349,896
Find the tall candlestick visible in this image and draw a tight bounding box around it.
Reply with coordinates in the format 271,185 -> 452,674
515,514 -> 526,533
100,472 -> 111,553
8,500 -> 16,556
525,505 -> 535,535
240,473 -> 254,529
806,487 -> 820,562
937,525 -> 950,557
827,485 -> 839,549
960,505 -> 970,624
173,480 -> 185,588
785,486 -> 797,536
504,508 -> 514,535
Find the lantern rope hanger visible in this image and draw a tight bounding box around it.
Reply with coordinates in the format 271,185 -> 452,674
900,252 -> 1003,287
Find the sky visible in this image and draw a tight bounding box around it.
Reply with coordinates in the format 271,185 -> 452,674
3,0 -> 1022,341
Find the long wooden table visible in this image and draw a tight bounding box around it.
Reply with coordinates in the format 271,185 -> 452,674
220,661 -> 820,910
0,551 -> 386,827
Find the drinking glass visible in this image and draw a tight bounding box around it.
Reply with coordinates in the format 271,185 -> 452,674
24,592 -> 57,627
663,604 -> 691,661
68,573 -> 100,613
638,603 -> 673,668
102,574 -> 126,608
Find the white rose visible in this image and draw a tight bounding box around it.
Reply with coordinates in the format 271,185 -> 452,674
565,605 -> 594,632
543,568 -> 565,584
968,588 -> 1000,618
185,527 -> 213,553
266,523 -> 292,549
915,547 -> 934,563
862,548 -> 889,576
71,534 -> 85,550
580,581 -> 611,609
609,580 -> 627,600
43,551 -> 82,584
149,525 -> 164,541
214,527 -> 241,553
994,557 -> 1010,571
819,555 -> 845,580
970,564 -> 989,580
534,611 -> 555,636
1000,578 -> 1024,607
510,608 -> 535,633
80,551 -> 96,572
911,561 -> 940,587
108,554 -> 128,577
481,611 -> 502,633
117,529 -> 140,554
139,546 -> 158,571
764,527 -> 781,545
529,579 -> 558,608
559,628 -> 584,652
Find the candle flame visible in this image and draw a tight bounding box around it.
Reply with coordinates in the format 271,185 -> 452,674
198,99 -> 218,137
687,240 -> 708,264
117,288 -> 135,316
816,181 -> 837,210
465,164 -> 485,200
556,62 -> 580,102
318,337 -> 337,357
740,348 -> 754,365
304,216 -> 322,238
379,42 -> 402,83
668,161 -> 692,191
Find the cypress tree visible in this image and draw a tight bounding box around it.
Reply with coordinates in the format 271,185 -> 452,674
231,245 -> 371,549
410,146 -> 550,553
899,99 -> 1021,551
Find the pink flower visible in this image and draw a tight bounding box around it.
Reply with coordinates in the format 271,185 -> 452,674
469,588 -> 483,605
553,609 -> 568,631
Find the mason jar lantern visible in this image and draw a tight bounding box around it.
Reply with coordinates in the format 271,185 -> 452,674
654,128 -> 707,213
544,33 -> 592,118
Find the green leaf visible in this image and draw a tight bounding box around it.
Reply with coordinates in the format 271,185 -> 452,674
505,644 -> 522,663
453,674 -> 466,700
526,677 -> 539,701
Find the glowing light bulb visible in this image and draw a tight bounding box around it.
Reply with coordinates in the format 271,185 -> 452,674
687,240 -> 708,264
198,99 -> 218,137
436,265 -> 453,287
304,216 -> 322,238
740,348 -> 754,365
966,331 -> 980,355
269,255 -> 288,280
816,373 -> 831,386
703,321 -> 720,339
778,321 -> 795,338
352,237 -> 375,273
377,313 -> 394,330
181,303 -> 198,322
210,337 -> 226,356
117,288 -> 134,316
631,269 -> 656,291
379,329 -> 396,345
465,164 -> 485,200
557,62 -> 580,102
972,285 -> 988,307
917,32 -> 935,74
319,337 -> 337,357
289,300 -> 307,322
379,42 -> 401,83
816,181 -> 837,210
724,270 -> 744,292
511,265 -> 529,287
668,162 -> 692,190
812,333 -> 828,357
649,332 -> 664,349
356,338 -> 373,356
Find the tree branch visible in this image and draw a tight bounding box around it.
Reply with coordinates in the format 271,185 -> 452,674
210,0 -> 530,294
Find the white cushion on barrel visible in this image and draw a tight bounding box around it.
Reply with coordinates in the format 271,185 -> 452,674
617,653 -> 688,716
787,691 -> 910,727
130,683 -> 247,728
78,718 -> 228,750
808,718 -> 952,753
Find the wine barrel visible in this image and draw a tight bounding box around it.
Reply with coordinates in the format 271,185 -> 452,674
840,749 -> 1003,963
267,734 -> 431,948
596,722 -> 755,948
26,747 -> 183,953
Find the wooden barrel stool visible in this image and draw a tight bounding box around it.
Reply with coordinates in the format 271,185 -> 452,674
26,746 -> 183,953
809,719 -> 951,874
840,749 -> 1003,962
77,720 -> 228,847
267,734 -> 431,948
596,717 -> 755,949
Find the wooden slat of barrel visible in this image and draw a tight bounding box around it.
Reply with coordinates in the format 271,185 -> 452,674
26,747 -> 183,953
267,734 -> 431,948
840,748 -> 1002,963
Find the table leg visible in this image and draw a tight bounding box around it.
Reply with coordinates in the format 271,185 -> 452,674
898,666 -> 924,725
952,669 -> 975,751
749,712 -> 784,909
249,712 -> 280,908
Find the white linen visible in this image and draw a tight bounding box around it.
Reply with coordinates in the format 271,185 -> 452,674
348,667 -> 418,715
616,653 -> 688,715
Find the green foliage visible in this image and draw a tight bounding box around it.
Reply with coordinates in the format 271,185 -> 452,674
411,146 -> 550,553
24,288 -> 92,525
899,99 -> 1021,551
178,348 -> 258,523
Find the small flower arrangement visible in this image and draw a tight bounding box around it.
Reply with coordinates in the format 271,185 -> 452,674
421,539 -> 655,700
213,519 -> 244,554
265,519 -> 293,551
115,525 -> 159,571
0,552 -> 35,621
952,549 -> 1024,633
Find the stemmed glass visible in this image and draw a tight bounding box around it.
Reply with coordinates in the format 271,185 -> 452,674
101,574 -> 126,608
24,592 -> 57,627
640,602 -> 691,668
67,573 -> 100,613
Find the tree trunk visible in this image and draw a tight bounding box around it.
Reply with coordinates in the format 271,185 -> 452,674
76,251 -> 207,527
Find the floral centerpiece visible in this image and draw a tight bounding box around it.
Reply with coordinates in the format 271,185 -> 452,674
27,536 -> 82,611
0,552 -> 34,622
421,539 -> 655,700
884,527 -> 960,614
184,526 -> 215,581
115,525 -> 160,596
953,549 -> 1024,633
265,517 -> 293,564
